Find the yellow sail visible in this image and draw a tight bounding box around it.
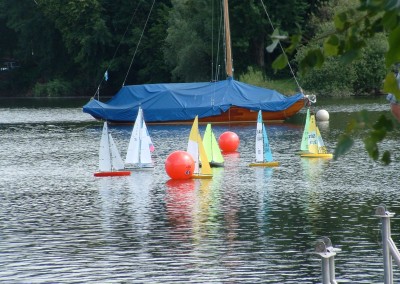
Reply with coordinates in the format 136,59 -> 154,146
307,115 -> 318,154
300,114 -> 332,159
187,116 -> 213,179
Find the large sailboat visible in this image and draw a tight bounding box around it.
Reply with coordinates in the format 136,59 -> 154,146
83,0 -> 308,124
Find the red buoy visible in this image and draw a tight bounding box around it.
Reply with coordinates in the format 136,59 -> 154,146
165,151 -> 195,180
218,131 -> 240,152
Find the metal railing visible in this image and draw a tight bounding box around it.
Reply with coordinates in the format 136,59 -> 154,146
314,205 -> 400,284
314,237 -> 341,284
375,205 -> 400,284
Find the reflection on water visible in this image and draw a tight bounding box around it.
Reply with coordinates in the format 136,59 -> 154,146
0,98 -> 400,283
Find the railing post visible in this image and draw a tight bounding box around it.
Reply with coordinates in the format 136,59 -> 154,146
375,205 -> 395,284
315,237 -> 340,284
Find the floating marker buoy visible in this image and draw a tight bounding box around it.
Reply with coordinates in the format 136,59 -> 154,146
316,109 -> 329,121
218,131 -> 240,152
165,151 -> 195,180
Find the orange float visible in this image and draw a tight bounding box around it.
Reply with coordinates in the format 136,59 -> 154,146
165,151 -> 195,180
218,131 -> 240,152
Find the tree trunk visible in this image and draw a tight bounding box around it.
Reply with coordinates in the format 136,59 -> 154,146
252,36 -> 265,68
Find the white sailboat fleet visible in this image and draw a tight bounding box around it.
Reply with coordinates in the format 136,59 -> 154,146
94,107 -> 154,177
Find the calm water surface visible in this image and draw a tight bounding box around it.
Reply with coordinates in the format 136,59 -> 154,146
1,97 -> 400,283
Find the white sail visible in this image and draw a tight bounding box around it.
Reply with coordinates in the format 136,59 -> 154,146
125,108 -> 142,164
139,124 -> 152,164
249,111 -> 279,167
125,107 -> 154,168
316,127 -> 328,153
255,113 -> 264,162
109,133 -> 125,170
300,108 -> 310,152
99,122 -> 111,172
187,139 -> 200,174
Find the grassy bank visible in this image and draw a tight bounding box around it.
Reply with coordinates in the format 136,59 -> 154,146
239,67 -> 298,95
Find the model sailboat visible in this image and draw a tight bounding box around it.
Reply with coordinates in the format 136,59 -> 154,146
187,116 -> 213,179
94,122 -> 131,177
249,110 -> 279,167
125,107 -> 154,169
300,114 -> 333,158
202,124 -> 224,167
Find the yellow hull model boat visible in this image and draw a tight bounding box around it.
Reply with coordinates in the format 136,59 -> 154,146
300,113 -> 333,159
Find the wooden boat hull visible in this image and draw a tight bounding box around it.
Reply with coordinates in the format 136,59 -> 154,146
94,171 -> 131,177
249,161 -> 280,167
103,99 -> 306,125
300,153 -> 333,159
198,101 -> 306,124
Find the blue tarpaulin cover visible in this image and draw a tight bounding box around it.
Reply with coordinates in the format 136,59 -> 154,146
83,78 -> 304,122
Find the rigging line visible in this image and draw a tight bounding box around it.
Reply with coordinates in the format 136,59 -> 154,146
93,0 -> 144,98
259,0 -> 304,94
211,0 -> 214,81
122,0 -> 156,87
214,0 -> 223,81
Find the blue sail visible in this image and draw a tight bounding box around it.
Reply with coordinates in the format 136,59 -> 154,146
262,121 -> 273,162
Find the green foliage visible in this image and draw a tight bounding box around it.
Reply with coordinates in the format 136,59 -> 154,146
238,67 -> 266,86
265,0 -> 398,164
238,66 -> 297,94
290,0 -> 387,96
0,0 -> 336,96
335,110 -> 394,165
32,79 -> 72,97
296,32 -> 387,96
352,33 -> 388,94
298,56 -> 356,96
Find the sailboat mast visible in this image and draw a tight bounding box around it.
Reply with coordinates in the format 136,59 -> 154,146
223,0 -> 233,78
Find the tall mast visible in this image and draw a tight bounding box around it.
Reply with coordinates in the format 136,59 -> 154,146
223,0 -> 233,78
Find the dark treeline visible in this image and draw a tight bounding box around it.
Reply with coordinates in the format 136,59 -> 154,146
0,0 -> 327,97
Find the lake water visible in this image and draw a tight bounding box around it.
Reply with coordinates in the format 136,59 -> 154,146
1,97 -> 400,283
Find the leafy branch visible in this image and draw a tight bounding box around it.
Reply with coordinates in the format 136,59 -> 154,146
267,0 -> 400,164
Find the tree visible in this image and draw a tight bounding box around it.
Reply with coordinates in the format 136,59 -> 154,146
268,0 -> 400,164
294,0 -> 387,96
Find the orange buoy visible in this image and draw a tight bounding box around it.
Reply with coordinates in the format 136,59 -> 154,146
165,151 -> 195,180
218,131 -> 240,152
